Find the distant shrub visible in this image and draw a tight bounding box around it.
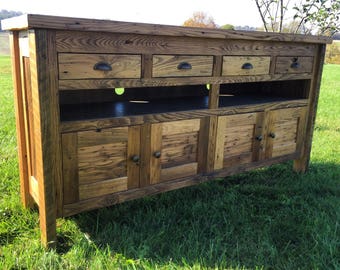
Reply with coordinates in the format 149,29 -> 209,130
325,42 -> 340,64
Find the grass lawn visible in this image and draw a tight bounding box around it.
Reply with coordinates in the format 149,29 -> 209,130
0,55 -> 339,269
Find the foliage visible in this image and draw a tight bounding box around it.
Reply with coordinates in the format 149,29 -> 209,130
254,0 -> 340,36
220,24 -> 235,30
183,11 -> 217,28
325,42 -> 340,64
0,10 -> 23,30
0,56 -> 339,269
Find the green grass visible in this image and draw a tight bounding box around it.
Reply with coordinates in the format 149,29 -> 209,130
0,56 -> 339,269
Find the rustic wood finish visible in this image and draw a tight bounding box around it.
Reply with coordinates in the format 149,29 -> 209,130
3,14 -> 330,247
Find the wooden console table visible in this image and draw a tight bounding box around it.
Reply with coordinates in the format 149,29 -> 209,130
2,14 -> 331,247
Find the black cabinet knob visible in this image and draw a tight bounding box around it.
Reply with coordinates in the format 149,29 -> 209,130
131,155 -> 140,163
153,151 -> 161,158
255,135 -> 263,141
269,132 -> 276,139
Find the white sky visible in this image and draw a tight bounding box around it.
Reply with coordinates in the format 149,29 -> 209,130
0,0 -> 264,27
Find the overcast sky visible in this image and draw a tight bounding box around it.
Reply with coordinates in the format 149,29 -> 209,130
0,0 -> 265,27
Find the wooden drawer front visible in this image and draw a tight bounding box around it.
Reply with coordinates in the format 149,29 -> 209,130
275,56 -> 313,74
58,53 -> 141,79
222,56 -> 271,76
152,55 -> 213,77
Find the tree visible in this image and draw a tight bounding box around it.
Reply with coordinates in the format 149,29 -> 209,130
183,12 -> 217,28
254,0 -> 340,36
220,24 -> 235,30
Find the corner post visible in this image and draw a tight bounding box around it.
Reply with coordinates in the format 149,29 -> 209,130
294,44 -> 326,172
29,29 -> 63,247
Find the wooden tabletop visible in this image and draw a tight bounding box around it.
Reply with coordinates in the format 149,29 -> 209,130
1,14 -> 332,44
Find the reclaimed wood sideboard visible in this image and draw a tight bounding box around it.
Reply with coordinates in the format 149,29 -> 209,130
2,14 -> 331,247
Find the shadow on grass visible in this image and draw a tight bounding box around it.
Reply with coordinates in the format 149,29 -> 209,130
71,161 -> 340,269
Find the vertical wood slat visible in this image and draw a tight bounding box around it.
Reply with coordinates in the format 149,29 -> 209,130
9,31 -> 34,208
206,116 -> 218,173
294,44 -> 326,172
149,123 -> 162,184
140,123 -> 151,187
295,107 -> 307,157
29,29 -> 62,248
264,110 -> 275,159
197,117 -> 209,173
127,126 -> 141,189
61,133 -> 79,204
214,116 -> 227,170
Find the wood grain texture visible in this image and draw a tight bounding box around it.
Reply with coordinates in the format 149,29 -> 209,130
294,46 -> 326,172
127,126 -> 141,189
29,176 -> 39,204
62,152 -> 299,217
54,31 -> 321,57
152,55 -> 213,77
61,133 -> 79,204
29,29 -> 63,247
58,74 -> 313,90
149,123 -> 162,184
58,53 -> 141,79
9,31 -> 34,208
222,56 -> 271,76
275,56 -> 313,74
2,14 -> 332,44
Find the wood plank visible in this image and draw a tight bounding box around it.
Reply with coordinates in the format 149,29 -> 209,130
142,54 -> 153,79
223,152 -> 253,167
58,73 -> 313,90
55,31 -> 320,56
58,53 -> 141,79
197,117 -> 209,173
140,123 -> 151,187
224,125 -> 254,156
9,31 -> 34,208
214,116 -> 227,170
295,107 -> 307,157
61,133 -> 79,204
161,132 -> 198,168
3,14 -> 331,44
160,163 -> 198,182
162,119 -> 200,135
208,84 -> 220,109
78,142 -> 127,184
79,177 -> 128,200
152,55 -> 213,77
253,112 -> 265,161
29,176 -> 39,204
224,112 -> 257,126
127,126 -> 141,189
272,143 -> 297,157
222,56 -> 271,76
77,127 -> 128,148
149,123 -> 162,184
29,29 -> 63,247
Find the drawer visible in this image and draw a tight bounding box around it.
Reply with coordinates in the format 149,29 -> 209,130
275,56 -> 313,74
152,55 -> 213,77
58,53 -> 141,79
222,56 -> 271,76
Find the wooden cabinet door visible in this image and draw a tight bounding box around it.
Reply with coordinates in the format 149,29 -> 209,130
214,112 -> 264,170
264,107 -> 307,159
143,119 -> 204,185
62,126 -> 140,204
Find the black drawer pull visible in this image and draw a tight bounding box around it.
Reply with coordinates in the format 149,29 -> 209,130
242,63 -> 253,70
269,132 -> 276,139
290,62 -> 300,69
255,135 -> 263,141
242,63 -> 254,69
93,62 -> 112,71
177,62 -> 192,70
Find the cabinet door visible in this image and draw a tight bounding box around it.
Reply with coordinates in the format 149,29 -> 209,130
144,119 -> 204,184
264,107 -> 307,159
214,112 -> 264,170
62,126 -> 140,204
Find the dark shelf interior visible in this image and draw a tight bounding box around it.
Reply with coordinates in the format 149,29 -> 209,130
59,81 -> 309,122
